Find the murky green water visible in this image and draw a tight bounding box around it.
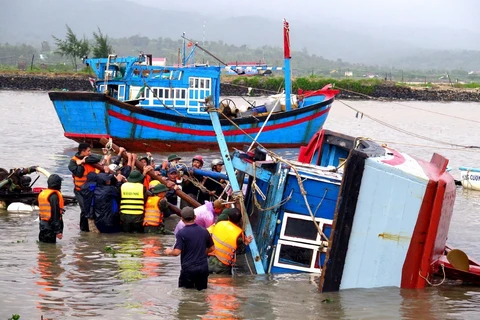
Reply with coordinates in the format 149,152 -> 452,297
0,90 -> 479,319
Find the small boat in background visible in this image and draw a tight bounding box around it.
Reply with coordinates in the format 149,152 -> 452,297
459,166 -> 480,190
0,167 -> 77,210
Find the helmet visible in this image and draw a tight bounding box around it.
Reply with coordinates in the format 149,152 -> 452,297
149,180 -> 161,189
192,155 -> 204,166
211,159 -> 224,168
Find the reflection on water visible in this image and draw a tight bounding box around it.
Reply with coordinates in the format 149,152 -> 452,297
0,91 -> 480,318
36,243 -> 66,315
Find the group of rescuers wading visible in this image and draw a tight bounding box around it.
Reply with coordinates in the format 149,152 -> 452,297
38,142 -> 252,290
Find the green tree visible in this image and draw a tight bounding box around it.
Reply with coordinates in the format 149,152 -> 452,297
52,25 -> 89,71
92,27 -> 112,58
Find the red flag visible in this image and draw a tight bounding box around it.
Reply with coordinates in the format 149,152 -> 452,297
283,19 -> 291,59
187,41 -> 193,47
88,77 -> 96,89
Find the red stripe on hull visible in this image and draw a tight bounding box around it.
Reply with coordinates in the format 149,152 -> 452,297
65,136 -> 307,152
107,106 -> 330,136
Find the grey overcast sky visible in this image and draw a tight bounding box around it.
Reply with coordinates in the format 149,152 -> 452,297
133,0 -> 478,31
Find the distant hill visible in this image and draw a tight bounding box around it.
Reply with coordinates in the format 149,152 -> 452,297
1,0 -> 479,71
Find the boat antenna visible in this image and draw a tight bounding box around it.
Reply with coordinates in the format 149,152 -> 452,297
182,32 -> 186,66
181,35 -> 240,74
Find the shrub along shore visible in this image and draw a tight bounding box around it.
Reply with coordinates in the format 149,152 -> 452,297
1,72 -> 479,102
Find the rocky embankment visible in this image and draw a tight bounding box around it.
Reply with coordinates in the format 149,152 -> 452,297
1,73 -> 479,102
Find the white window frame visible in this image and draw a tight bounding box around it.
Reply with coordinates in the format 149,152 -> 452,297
279,212 -> 332,245
273,239 -> 322,273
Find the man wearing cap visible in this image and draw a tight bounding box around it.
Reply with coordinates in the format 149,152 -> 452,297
120,170 -> 148,233
38,174 -> 64,243
143,184 -> 171,234
173,199 -> 226,234
165,207 -> 215,291
198,159 -> 225,203
165,167 -> 181,206
157,154 -> 182,177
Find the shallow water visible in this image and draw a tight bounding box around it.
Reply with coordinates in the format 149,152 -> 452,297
0,91 -> 479,319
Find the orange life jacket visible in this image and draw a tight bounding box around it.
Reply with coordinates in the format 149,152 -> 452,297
143,175 -> 152,190
207,221 -> 244,266
38,189 -> 64,221
71,155 -> 97,191
143,195 -> 163,227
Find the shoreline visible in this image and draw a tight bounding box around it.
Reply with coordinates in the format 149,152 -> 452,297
1,73 -> 480,102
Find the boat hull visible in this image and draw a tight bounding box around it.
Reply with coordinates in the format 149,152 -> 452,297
49,92 -> 335,151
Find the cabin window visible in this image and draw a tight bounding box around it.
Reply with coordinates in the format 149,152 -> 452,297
279,212 -> 332,245
153,88 -> 158,97
181,89 -> 186,99
175,89 -> 182,99
195,79 -> 199,88
157,89 -> 163,98
278,243 -> 314,268
165,89 -> 169,99
189,78 -> 194,88
273,240 -> 323,273
200,79 -> 205,89
284,218 -> 318,242
271,212 -> 333,273
206,79 -> 210,88
162,70 -> 170,79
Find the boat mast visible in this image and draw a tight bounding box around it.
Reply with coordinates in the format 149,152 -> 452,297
182,32 -> 186,66
206,99 -> 266,275
283,19 -> 292,111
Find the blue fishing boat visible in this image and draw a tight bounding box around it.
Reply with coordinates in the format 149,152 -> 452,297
49,20 -> 339,151
206,93 -> 464,290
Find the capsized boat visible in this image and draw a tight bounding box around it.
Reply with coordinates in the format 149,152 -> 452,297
48,20 -> 339,151
458,166 -> 480,191
206,96 -> 462,290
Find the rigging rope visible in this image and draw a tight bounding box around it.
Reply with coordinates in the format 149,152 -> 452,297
336,86 -> 480,124
337,99 -> 480,149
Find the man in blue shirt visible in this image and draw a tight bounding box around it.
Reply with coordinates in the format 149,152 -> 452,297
165,207 -> 214,290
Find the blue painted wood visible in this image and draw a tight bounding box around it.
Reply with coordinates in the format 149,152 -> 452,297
51,99 -> 109,135
259,165 -> 290,271
339,159 -> 427,289
231,156 -> 273,182
459,166 -> 480,172
269,169 -> 341,273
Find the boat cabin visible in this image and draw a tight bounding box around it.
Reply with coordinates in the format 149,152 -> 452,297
84,54 -> 222,117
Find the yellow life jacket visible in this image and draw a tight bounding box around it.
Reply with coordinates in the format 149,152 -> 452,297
71,155 -> 97,191
143,195 -> 163,227
38,189 -> 64,221
208,221 -> 244,266
120,182 -> 145,215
